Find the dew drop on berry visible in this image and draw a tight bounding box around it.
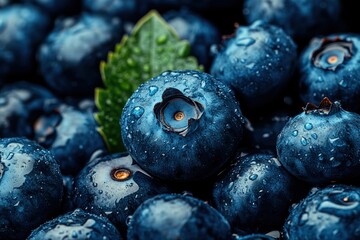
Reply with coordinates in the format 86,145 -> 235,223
249,174 -> 258,181
299,213 -> 309,226
292,130 -> 298,137
235,37 -> 256,47
131,106 -> 144,119
304,123 -> 313,130
148,86 -> 158,96
300,137 -> 308,146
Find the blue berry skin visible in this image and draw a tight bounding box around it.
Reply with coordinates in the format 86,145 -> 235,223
38,13 -> 123,97
121,70 -> 244,182
24,0 -> 81,17
298,34 -> 360,112
0,81 -> 56,138
210,21 -> 297,111
233,233 -> 276,240
33,102 -> 106,176
163,8 -> 221,69
276,98 -> 360,185
127,193 -> 231,240
83,0 -> 147,21
72,153 -> 173,235
0,4 -> 51,78
28,208 -> 122,240
283,184 -> 360,240
0,137 -> 63,240
243,0 -> 342,41
212,153 -> 307,233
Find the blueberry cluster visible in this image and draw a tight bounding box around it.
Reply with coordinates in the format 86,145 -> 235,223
2,0 -> 360,239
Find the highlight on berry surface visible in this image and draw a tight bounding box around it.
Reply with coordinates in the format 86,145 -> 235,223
94,10 -> 203,153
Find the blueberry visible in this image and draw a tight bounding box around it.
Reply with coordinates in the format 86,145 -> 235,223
127,193 -> 231,240
0,81 -> 56,138
28,208 -> 122,239
0,4 -> 51,78
298,34 -> 360,112
212,153 -> 307,233
233,233 -> 276,240
121,70 -> 244,182
0,137 -> 63,239
72,152 -> 172,235
83,0 -> 148,21
210,20 -> 297,111
33,102 -> 106,176
24,0 -> 81,17
243,0 -> 342,41
283,184 -> 360,240
276,97 -> 360,185
163,8 -> 221,69
38,13 -> 123,97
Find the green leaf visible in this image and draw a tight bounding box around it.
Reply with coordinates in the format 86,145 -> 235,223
95,10 -> 203,153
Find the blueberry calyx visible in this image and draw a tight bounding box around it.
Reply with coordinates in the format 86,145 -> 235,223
311,37 -> 353,71
302,97 -> 341,115
154,88 -> 204,136
111,168 -> 132,181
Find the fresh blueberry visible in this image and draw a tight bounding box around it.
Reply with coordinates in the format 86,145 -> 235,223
121,70 -> 244,182
127,193 -> 231,240
210,20 -> 297,111
243,0 -> 342,41
72,152 -> 173,235
0,137 -> 63,239
212,153 -> 307,233
28,208 -> 122,239
33,102 -> 106,176
0,81 -> 56,138
83,0 -> 148,21
298,33 -> 360,112
0,4 -> 51,78
283,184 -> 360,240
276,97 -> 360,185
163,8 -> 221,69
24,0 -> 81,17
38,13 -> 123,97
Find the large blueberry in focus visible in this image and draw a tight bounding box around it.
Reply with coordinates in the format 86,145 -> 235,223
210,21 -> 297,111
0,4 -> 51,78
243,0 -> 342,41
163,8 -> 221,69
212,153 -> 307,233
276,98 -> 360,185
24,0 -> 81,17
38,13 -> 122,97
72,153 -> 172,235
0,81 -> 56,138
121,70 -> 244,182
83,0 -> 147,21
284,184 -> 360,240
0,137 -> 63,239
127,193 -> 231,240
33,102 -> 106,176
28,208 -> 122,240
299,34 -> 360,112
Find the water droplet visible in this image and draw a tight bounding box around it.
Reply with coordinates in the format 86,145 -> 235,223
304,123 -> 313,130
339,80 -> 347,87
148,86 -> 158,96
249,174 -> 258,181
299,213 -> 309,226
156,34 -> 168,44
300,137 -> 308,146
292,130 -> 298,137
131,106 -> 144,119
201,80 -> 206,88
318,153 -> 324,161
311,133 -> 318,140
6,152 -> 14,160
246,62 -> 255,69
126,215 -> 133,226
235,37 -> 256,47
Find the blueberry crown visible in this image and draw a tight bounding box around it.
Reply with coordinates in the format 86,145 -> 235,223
311,37 -> 353,71
302,97 -> 341,115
